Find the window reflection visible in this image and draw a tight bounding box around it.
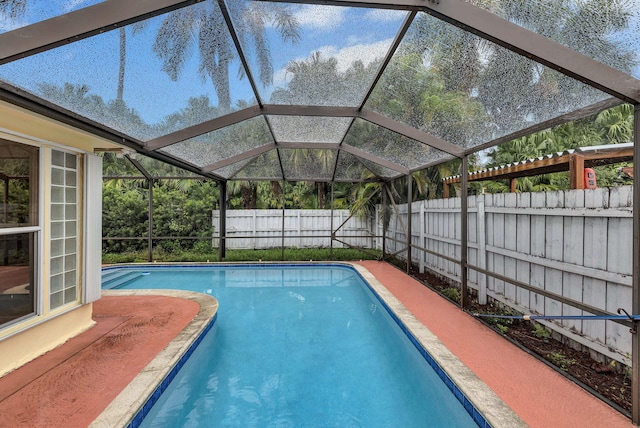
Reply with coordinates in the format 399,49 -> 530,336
0,140 -> 38,325
0,140 -> 38,227
0,233 -> 35,324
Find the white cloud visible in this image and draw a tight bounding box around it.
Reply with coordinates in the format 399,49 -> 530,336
294,5 -> 344,31
317,38 -> 393,72
273,67 -> 292,88
272,38 -> 393,88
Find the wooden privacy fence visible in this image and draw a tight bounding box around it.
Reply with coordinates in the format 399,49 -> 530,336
211,209 -> 375,250
380,186 -> 634,365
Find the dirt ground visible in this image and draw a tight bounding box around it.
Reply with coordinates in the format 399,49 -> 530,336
406,265 -> 632,416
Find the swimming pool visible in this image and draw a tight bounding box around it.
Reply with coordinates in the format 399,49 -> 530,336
101,264 -> 502,427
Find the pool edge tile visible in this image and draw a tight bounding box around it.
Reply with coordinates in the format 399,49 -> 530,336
96,262 -> 525,428
89,289 -> 218,428
349,262 -> 527,428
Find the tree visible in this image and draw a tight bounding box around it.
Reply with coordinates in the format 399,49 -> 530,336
407,0 -> 636,141
116,22 -> 146,103
153,1 -> 299,111
227,180 -> 258,209
484,104 -> 634,191
478,0 -> 636,130
155,95 -> 220,136
38,82 -> 150,138
271,51 -> 374,106
594,104 -> 634,144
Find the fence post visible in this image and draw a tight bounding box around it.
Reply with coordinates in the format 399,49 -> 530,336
407,174 -> 412,274
419,202 -> 425,273
148,178 -> 153,262
281,180 -> 285,261
252,209 -> 256,249
460,156 -> 469,309
297,210 -> 301,248
631,104 -> 640,425
330,183 -> 334,259
219,181 -> 227,260
374,205 -> 379,251
382,183 -> 387,259
477,195 -> 487,304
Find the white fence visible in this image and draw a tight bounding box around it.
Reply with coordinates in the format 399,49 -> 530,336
380,186 -> 634,365
211,209 -> 375,249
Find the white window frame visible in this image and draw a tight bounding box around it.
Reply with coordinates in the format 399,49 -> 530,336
0,140 -> 42,328
49,149 -> 80,310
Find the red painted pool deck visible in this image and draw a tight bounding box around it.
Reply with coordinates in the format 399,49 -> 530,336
0,261 -> 633,427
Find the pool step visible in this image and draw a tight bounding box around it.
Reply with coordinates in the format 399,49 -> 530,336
102,270 -> 144,289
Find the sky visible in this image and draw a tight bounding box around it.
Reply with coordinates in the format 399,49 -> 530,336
0,1 -> 407,127
1,0 -> 639,135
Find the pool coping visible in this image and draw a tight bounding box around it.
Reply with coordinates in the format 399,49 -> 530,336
94,262 -> 526,428
350,263 -> 527,428
89,289 -> 218,428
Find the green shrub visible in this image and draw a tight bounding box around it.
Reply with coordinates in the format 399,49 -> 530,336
533,323 -> 551,340
102,247 -> 381,264
546,352 -> 576,371
441,287 -> 460,302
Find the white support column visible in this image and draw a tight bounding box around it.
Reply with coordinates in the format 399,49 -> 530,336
83,153 -> 102,304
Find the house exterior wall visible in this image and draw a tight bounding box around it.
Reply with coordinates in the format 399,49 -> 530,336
0,304 -> 93,375
0,101 -> 118,376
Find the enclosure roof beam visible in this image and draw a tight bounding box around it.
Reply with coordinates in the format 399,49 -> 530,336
261,105 -> 361,117
0,0 -> 201,65
201,143 -> 276,173
260,0 -> 424,10
358,10 -> 417,109
147,103 -> 463,158
462,98 -> 625,157
423,0 -> 640,104
408,155 -> 457,174
263,105 -> 463,156
0,83 -> 224,182
218,0 -> 264,108
360,109 -> 463,156
126,155 -> 153,181
341,145 -> 409,174
145,105 -> 360,151
201,141 -> 409,175
276,142 -> 340,150
145,107 -> 263,150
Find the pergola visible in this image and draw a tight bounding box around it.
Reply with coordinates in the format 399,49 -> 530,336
1,0 -> 640,423
442,142 -> 635,196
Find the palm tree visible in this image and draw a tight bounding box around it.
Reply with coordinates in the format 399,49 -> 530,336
153,1 -> 298,111
117,28 -> 126,102
116,22 -> 146,103
407,0 -> 636,139
227,180 -> 258,209
594,104 -> 633,144
478,0 -> 635,129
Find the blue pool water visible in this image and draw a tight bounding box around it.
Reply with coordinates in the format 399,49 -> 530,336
103,265 -> 482,427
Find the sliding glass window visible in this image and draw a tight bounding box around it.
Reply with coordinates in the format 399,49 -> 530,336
0,140 -> 38,326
